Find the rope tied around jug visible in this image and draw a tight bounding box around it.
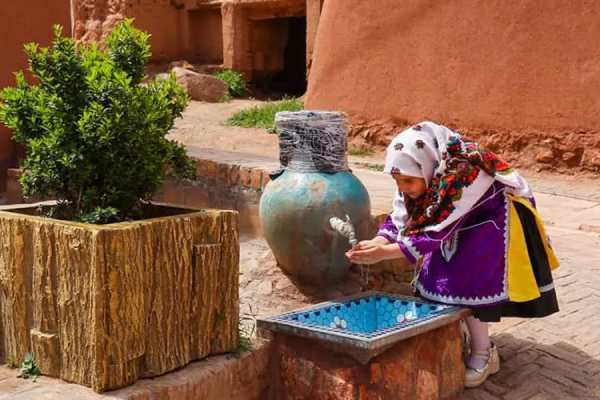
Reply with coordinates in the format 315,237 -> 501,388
275,110 -> 349,174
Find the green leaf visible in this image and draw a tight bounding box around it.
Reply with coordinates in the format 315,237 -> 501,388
0,20 -> 193,223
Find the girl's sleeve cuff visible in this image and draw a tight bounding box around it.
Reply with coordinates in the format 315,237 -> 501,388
398,238 -> 419,264
376,232 -> 396,244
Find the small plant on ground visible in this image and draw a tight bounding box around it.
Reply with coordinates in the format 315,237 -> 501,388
18,352 -> 40,380
214,70 -> 247,98
229,301 -> 257,359
225,97 -> 304,133
348,144 -> 375,157
0,20 -> 196,224
356,162 -> 384,172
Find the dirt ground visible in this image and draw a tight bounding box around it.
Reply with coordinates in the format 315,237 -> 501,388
238,234 -> 412,329
170,99 -> 600,179
169,100 -> 278,156
169,99 -> 388,166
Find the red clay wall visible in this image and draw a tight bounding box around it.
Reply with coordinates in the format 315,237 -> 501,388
251,18 -> 289,74
126,1 -> 183,61
306,0 -> 600,173
188,8 -> 224,64
0,0 -> 71,192
73,0 -> 184,62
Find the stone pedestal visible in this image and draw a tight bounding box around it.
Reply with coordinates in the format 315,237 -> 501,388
0,204 -> 239,393
269,321 -> 465,400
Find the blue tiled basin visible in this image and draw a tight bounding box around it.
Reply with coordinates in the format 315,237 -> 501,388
258,291 -> 470,363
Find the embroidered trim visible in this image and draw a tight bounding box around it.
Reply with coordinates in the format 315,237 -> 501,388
502,192 -> 510,299
400,236 -> 422,261
412,193 -> 510,307
415,280 -> 509,306
441,231 -> 459,262
377,228 -> 398,242
539,283 -> 555,293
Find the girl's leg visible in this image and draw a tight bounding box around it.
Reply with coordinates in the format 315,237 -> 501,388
465,315 -> 491,369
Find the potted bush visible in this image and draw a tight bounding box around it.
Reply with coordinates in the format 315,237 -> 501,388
0,21 -> 239,392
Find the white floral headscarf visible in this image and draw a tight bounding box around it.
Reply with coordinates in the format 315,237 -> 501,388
384,121 -> 532,234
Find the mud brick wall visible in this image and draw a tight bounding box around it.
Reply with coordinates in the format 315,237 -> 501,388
0,0 -> 71,193
306,0 -> 600,174
156,159 -> 272,235
5,169 -> 42,205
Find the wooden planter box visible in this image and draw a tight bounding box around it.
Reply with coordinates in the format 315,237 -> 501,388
0,202 -> 239,392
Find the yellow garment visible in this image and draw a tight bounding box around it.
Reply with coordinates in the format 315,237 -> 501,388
506,195 -> 560,303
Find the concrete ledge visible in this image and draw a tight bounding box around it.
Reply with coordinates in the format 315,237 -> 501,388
1,339 -> 272,399
156,156 -> 273,235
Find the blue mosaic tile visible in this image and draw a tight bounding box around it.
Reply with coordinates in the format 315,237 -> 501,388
267,292 -> 459,339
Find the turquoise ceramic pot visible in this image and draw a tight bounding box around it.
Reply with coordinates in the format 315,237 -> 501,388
259,169 -> 371,284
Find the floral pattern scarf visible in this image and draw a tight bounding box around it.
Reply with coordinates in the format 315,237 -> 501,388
384,121 -> 532,235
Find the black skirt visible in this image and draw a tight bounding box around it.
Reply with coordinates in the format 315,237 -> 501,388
471,201 -> 560,323
414,201 -> 560,323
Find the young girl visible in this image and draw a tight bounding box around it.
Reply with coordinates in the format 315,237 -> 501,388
346,121 -> 559,388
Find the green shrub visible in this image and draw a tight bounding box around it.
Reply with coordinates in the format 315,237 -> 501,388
0,20 -> 196,224
214,70 -> 247,98
356,162 -> 384,172
225,97 -> 304,133
348,144 -> 375,157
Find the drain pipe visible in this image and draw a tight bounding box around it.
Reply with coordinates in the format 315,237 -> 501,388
69,0 -> 75,38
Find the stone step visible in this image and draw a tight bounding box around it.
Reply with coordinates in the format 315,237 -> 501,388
0,339 -> 271,399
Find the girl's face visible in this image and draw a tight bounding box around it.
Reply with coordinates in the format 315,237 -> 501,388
392,174 -> 427,199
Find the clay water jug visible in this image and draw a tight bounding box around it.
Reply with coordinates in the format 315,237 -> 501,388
259,111 -> 371,284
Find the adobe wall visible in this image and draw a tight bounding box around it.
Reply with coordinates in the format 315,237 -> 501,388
188,8 -> 224,64
73,0 -> 311,79
73,0 -> 185,61
0,0 -> 72,192
222,0 -> 306,79
250,18 -> 289,75
305,0 -> 600,173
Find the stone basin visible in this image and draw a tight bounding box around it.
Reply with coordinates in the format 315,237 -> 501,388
258,291 -> 469,364
258,292 -> 471,400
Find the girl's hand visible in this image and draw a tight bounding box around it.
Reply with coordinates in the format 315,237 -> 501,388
354,236 -> 390,251
346,242 -> 404,265
346,245 -> 387,265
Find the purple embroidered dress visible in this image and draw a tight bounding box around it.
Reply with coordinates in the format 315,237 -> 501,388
376,121 -> 559,320
377,182 -> 515,307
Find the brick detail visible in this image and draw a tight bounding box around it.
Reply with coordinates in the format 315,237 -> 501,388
229,165 -> 240,186
240,167 -> 252,188
7,168 -> 21,178
261,171 -> 271,189
6,168 -> 23,204
217,163 -> 229,186
162,184 -> 186,205
195,159 -> 207,178
184,186 -> 210,208
206,160 -> 218,180
250,169 -> 263,190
